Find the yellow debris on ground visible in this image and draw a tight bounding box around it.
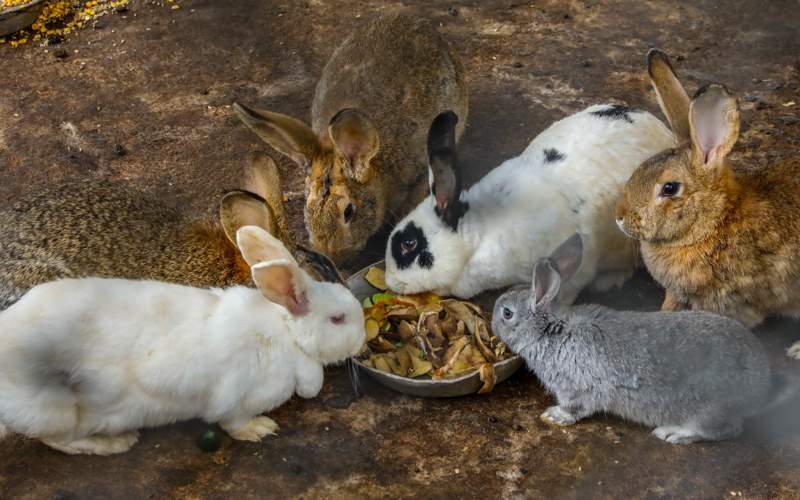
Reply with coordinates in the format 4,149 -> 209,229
1,0 -> 36,8
1,0 -> 180,47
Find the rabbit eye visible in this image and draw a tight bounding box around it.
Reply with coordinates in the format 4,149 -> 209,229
343,203 -> 355,223
659,182 -> 681,198
400,239 -> 417,255
502,307 -> 514,320
330,314 -> 346,325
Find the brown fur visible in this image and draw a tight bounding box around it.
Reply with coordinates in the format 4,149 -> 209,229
234,13 -> 468,263
0,180 -> 250,310
616,50 -> 800,327
0,154 -> 320,311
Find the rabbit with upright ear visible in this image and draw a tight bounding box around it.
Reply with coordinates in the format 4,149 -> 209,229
0,226 -> 365,455
233,13 -> 468,264
384,101 -> 675,301
615,49 -> 800,358
0,152 -> 343,311
492,234 -> 795,444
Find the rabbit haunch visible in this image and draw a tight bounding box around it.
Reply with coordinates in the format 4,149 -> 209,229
0,226 -> 365,455
384,103 -> 676,300
491,233 -> 794,444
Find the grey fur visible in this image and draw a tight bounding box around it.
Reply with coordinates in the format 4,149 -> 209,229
492,234 -> 785,444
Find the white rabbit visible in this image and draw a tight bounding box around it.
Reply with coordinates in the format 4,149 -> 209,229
0,226 -> 365,455
384,105 -> 676,301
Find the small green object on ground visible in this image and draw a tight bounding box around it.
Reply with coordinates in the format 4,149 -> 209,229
196,429 -> 222,452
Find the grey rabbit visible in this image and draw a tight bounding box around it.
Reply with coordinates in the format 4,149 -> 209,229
492,233 -> 796,444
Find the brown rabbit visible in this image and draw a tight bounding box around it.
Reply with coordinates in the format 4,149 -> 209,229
615,49 -> 800,358
0,153 -> 342,311
233,13 -> 468,264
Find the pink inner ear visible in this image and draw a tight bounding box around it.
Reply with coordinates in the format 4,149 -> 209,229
435,191 -> 450,211
692,93 -> 729,164
288,292 -> 310,316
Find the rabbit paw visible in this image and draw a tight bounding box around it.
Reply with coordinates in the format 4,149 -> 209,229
787,341 -> 800,360
43,432 -> 139,455
222,416 -> 279,442
653,426 -> 701,444
540,406 -> 578,427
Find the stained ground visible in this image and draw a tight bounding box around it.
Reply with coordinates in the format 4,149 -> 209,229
1,0 -> 800,498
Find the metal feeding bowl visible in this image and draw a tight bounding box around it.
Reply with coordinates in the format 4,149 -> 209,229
0,0 -> 46,37
347,261 -> 523,398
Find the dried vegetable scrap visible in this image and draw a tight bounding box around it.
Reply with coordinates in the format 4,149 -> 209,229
0,0 -> 134,47
358,267 -> 513,393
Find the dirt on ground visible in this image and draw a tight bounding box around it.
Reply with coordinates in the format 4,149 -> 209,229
1,0 -> 799,498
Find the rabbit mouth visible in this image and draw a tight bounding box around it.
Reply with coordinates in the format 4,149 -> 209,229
616,218 -> 639,239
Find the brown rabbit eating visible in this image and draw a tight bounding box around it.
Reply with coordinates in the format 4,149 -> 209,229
615,49 -> 800,358
233,13 -> 468,264
0,153 -> 342,311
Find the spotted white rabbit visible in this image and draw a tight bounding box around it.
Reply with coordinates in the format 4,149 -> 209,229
384,105 -> 676,301
0,226 -> 365,455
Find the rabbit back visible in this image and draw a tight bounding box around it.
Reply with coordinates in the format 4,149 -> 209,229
544,306 -> 772,427
0,180 -> 250,310
0,278 -> 295,439
312,13 -> 468,170
454,105 -> 674,297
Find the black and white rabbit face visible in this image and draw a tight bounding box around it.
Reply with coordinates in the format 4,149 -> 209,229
384,198 -> 470,295
491,287 -> 535,354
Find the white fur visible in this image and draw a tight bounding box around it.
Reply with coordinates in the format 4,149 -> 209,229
0,228 -> 364,455
385,104 -> 676,299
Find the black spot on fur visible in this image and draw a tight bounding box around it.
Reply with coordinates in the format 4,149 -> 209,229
543,148 -> 565,163
391,222 -> 434,270
590,104 -> 638,123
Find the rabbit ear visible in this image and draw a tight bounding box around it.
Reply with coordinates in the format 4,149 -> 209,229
237,226 -> 309,315
688,84 -> 739,169
243,151 -> 289,241
647,49 -> 691,142
549,233 -> 583,283
293,244 -> 345,284
328,109 -> 380,183
235,225 -> 296,267
220,191 -> 277,247
251,260 -> 310,316
531,260 -> 562,310
427,111 -> 462,227
233,103 -> 320,170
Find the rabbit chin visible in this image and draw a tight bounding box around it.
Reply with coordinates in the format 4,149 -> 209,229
290,283 -> 366,365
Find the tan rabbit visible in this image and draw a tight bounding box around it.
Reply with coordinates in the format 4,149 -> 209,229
615,49 -> 800,358
0,153 -> 342,310
234,13 -> 468,264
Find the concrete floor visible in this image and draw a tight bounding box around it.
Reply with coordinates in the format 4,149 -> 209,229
1,0 -> 799,498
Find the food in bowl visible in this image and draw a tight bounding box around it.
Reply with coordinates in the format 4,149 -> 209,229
358,267 -> 514,393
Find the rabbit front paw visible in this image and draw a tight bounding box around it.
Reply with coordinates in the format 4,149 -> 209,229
42,432 -> 139,455
222,416 -> 279,442
652,426 -> 702,444
540,406 -> 578,427
787,341 -> 800,360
